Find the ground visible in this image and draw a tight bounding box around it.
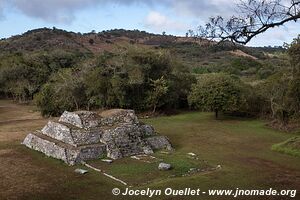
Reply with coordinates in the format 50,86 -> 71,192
0,100 -> 300,200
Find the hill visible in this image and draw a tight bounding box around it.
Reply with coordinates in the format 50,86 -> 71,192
0,27 -> 287,75
0,27 -> 289,116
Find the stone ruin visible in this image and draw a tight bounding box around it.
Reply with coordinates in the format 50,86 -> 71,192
22,109 -> 173,165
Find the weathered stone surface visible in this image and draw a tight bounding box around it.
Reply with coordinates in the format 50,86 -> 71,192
140,124 -> 156,137
145,136 -> 173,151
23,109 -> 173,165
101,159 -> 113,163
74,168 -> 88,174
22,132 -> 106,165
41,121 -> 74,145
101,124 -> 152,159
71,128 -> 102,146
59,111 -> 102,129
78,143 -> 106,161
22,132 -> 80,165
99,109 -> 139,126
158,162 -> 172,170
42,121 -> 102,146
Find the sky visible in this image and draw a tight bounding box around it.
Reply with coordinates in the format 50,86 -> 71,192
0,0 -> 299,46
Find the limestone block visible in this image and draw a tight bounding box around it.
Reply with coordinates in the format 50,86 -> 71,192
59,111 -> 102,129
158,162 -> 172,170
22,133 -> 80,165
41,121 -> 74,145
140,124 -> 156,137
78,144 -> 106,160
101,124 -> 151,159
145,136 -> 173,151
100,109 -> 139,126
71,128 -> 102,146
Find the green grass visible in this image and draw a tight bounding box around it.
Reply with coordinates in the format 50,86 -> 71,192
272,136 -> 300,157
1,101 -> 300,200
88,151 -> 212,186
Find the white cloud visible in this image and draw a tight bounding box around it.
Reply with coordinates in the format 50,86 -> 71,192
247,22 -> 299,46
0,0 -> 235,24
144,11 -> 188,33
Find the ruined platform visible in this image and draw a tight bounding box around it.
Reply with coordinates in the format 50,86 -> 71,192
23,109 -> 172,165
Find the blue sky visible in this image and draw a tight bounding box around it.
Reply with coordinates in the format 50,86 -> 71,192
0,0 -> 299,46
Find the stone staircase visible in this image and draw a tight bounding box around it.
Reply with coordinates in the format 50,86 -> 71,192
23,109 -> 173,165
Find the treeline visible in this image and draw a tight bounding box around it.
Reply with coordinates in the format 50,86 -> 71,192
33,47 -> 195,116
0,31 -> 299,128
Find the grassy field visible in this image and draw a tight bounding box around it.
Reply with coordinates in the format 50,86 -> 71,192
0,100 -> 299,200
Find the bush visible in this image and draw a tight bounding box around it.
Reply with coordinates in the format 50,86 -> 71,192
188,73 -> 247,118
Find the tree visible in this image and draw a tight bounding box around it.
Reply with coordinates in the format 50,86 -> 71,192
188,74 -> 246,118
198,0 -> 300,44
287,35 -> 300,74
259,73 -> 292,124
35,69 -> 86,116
147,76 -> 169,113
89,38 -> 94,45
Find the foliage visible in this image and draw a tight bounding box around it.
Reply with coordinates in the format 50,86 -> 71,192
147,76 -> 169,113
34,47 -> 195,116
188,73 -> 247,118
288,35 -> 300,73
35,69 -> 86,116
0,27 -> 297,122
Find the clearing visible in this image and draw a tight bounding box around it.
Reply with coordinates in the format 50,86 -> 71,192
0,100 -> 299,200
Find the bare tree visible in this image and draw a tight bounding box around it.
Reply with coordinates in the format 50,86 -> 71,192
198,0 -> 300,44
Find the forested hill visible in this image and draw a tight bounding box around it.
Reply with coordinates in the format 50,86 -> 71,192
0,27 -> 289,117
0,27 -> 285,59
0,27 -> 287,77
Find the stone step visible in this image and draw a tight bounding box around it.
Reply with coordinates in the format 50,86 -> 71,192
35,131 -> 105,149
41,121 -> 102,147
23,131 -> 107,165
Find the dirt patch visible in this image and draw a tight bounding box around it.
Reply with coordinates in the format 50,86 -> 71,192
239,157 -> 300,189
0,149 -> 13,155
0,119 -> 48,142
0,148 -> 49,199
230,50 -> 258,60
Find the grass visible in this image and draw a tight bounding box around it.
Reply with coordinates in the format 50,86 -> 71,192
1,100 -> 300,200
272,136 -> 300,157
88,151 -> 212,186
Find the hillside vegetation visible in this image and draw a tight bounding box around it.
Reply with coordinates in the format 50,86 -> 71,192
0,28 -> 299,131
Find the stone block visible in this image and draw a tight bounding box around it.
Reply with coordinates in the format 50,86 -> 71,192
145,136 -> 173,151
59,111 -> 102,129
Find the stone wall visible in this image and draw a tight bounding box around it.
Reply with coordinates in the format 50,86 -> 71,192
22,133 -> 80,165
23,132 -> 107,165
41,121 -> 74,145
101,124 -> 150,159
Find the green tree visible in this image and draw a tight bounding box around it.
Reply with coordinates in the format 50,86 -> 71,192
35,69 -> 86,116
288,35 -> 300,74
258,73 -> 291,124
188,73 -> 246,118
147,76 -> 169,113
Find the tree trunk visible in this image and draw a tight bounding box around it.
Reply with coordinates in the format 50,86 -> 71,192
215,109 -> 219,119
152,105 -> 157,114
